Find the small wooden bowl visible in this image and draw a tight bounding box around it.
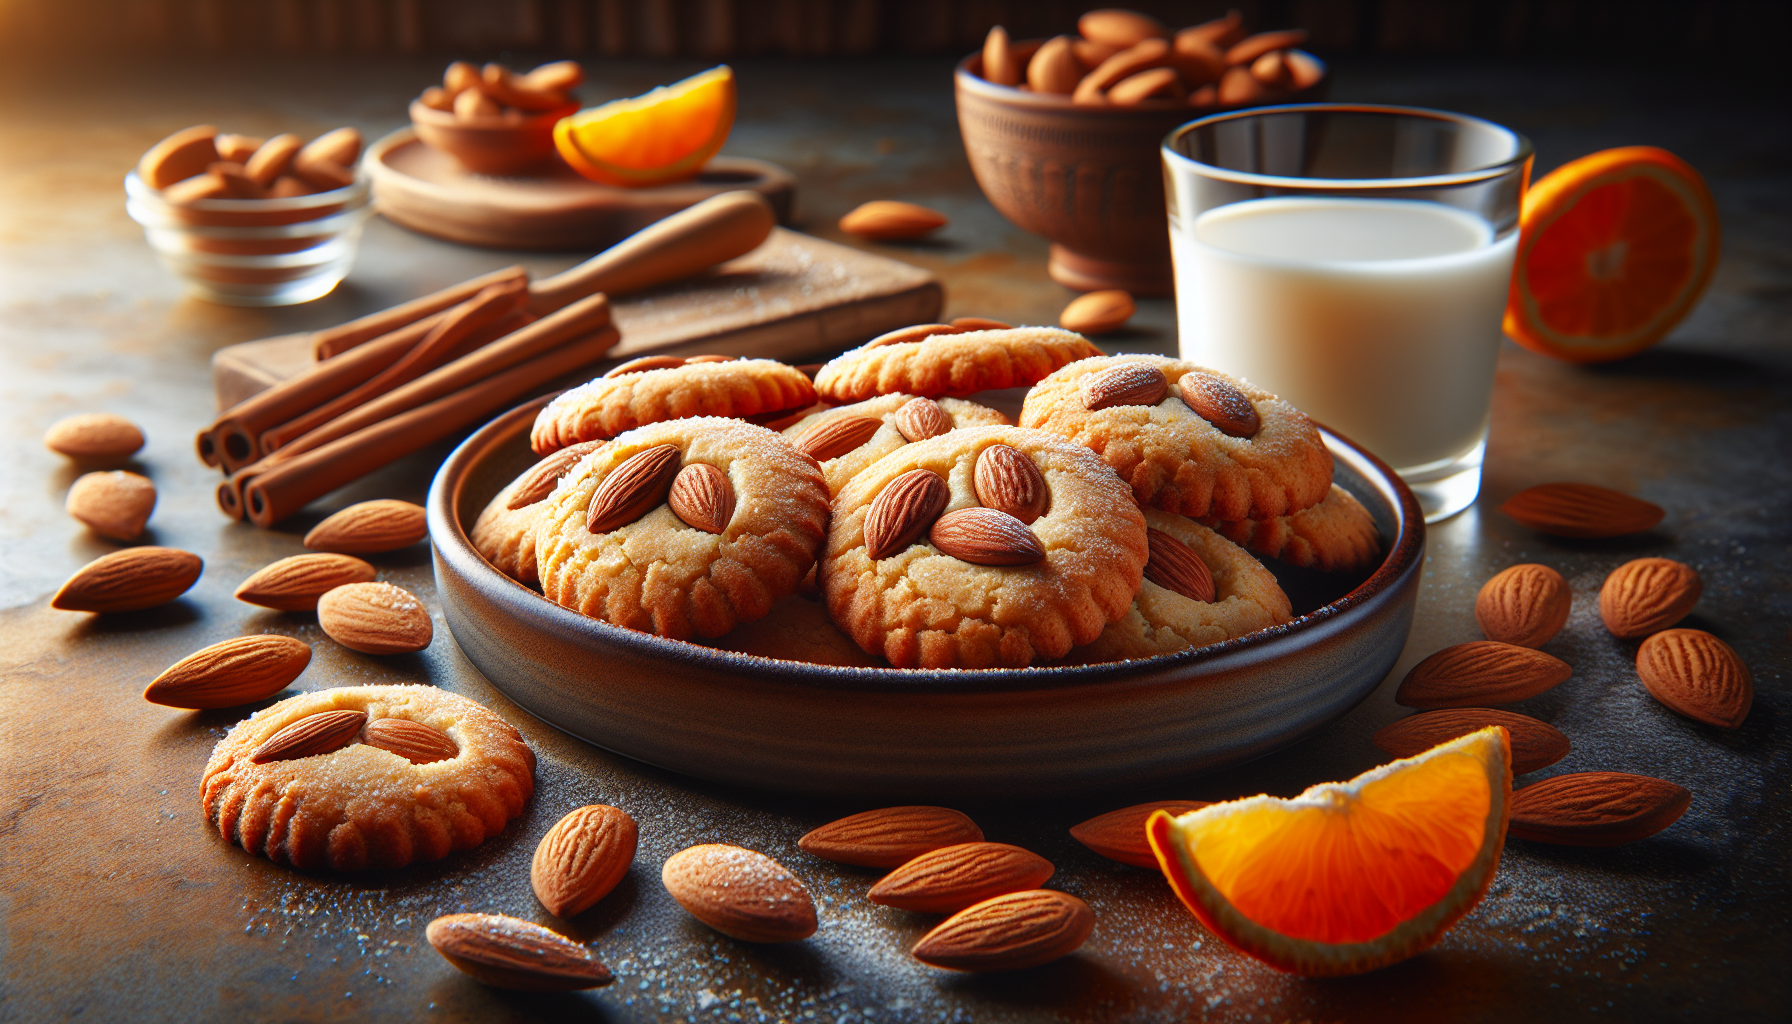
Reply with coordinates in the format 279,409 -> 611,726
409,99 -> 581,177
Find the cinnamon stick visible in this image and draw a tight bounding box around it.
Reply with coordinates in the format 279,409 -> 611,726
312,265 -> 527,360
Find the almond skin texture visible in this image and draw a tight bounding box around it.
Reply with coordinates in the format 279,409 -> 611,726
973,444 -> 1050,524
1178,372 -> 1260,438
1509,772 -> 1691,846
52,547 -> 202,613
798,806 -> 984,868
1079,8 -> 1167,47
1599,557 -> 1701,638
234,553 -> 376,611
893,397 -> 951,443
869,843 -> 1055,913
1395,641 -> 1572,708
1476,563 -> 1571,648
661,844 -> 818,943
1059,290 -> 1135,334
316,581 -> 433,654
143,634 -> 311,709
1500,482 -> 1664,538
66,470 -> 156,541
44,413 -> 144,461
1027,35 -> 1083,94
303,499 -> 428,554
506,440 -> 606,508
1070,801 -> 1211,868
1081,363 -> 1166,410
250,709 -> 367,763
668,463 -> 734,534
533,805 -> 639,918
793,415 -> 884,462
929,507 -> 1045,567
838,200 -> 947,241
426,913 -> 612,991
1373,709 -> 1570,775
362,717 -> 459,764
1144,527 -> 1216,602
586,444 -> 681,533
864,469 -> 950,560
1636,628 -> 1752,729
912,890 -> 1094,972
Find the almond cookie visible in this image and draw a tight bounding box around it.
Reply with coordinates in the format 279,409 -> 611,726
470,440 -> 603,584
200,685 -> 535,872
784,393 -> 1009,495
530,358 -> 815,455
822,425 -> 1146,668
813,326 -> 1101,404
1059,511 -> 1293,664
1202,484 -> 1383,574
534,417 -> 830,639
1020,354 -> 1331,521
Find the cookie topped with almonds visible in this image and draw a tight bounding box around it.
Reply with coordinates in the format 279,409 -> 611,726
531,357 -> 814,455
470,440 -> 605,584
813,325 -> 1101,404
783,393 -> 1009,494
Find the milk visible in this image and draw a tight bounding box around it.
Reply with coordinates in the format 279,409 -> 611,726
1173,197 -> 1516,474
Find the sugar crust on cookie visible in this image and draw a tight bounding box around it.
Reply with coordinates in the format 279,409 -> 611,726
531,359 -> 815,454
813,327 -> 1101,404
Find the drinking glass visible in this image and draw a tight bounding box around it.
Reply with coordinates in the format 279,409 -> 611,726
1163,104 -> 1531,522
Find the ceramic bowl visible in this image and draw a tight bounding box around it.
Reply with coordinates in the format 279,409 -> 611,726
429,398 -> 1422,799
409,99 -> 580,176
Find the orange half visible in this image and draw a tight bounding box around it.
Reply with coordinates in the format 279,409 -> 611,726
1148,727 -> 1512,976
554,66 -> 736,188
1505,146 -> 1720,363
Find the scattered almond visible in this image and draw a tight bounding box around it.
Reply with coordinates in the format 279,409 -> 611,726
1059,290 -> 1135,334
1372,709 -> 1569,774
362,717 -> 459,764
1636,628 -> 1752,729
426,913 -> 612,991
507,440 -> 605,509
52,547 -> 203,613
912,890 -> 1094,972
250,708 -> 367,763
661,844 -> 817,943
1475,563 -> 1571,648
839,201 -> 948,241
930,507 -> 1046,566
870,842 -> 1056,914
44,413 -> 144,461
316,581 -> 433,654
1499,482 -> 1664,538
1509,771 -> 1690,846
668,463 -> 735,534
587,444 -> 681,533
234,553 -> 376,611
798,806 -> 984,867
1027,35 -> 1084,94
143,634 -> 311,709
138,124 -> 218,189
973,444 -> 1050,524
793,415 -> 884,462
1070,801 -> 1210,868
1395,641 -> 1572,708
864,469 -> 950,560
1080,363 -> 1166,411
604,355 -> 687,378
1144,528 -> 1215,602
532,805 -> 639,918
303,499 -> 428,554
1599,557 -> 1701,638
66,470 -> 156,541
893,397 -> 951,443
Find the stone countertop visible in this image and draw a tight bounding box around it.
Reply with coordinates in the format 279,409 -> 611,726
0,52 -> 1787,1024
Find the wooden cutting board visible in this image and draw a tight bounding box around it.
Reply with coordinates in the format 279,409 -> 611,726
212,227 -> 941,410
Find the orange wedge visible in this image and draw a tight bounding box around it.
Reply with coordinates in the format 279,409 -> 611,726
1147,727 -> 1512,976
554,66 -> 736,188
1505,146 -> 1720,363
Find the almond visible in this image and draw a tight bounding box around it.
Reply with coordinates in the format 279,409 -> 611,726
303,499 -> 428,554
912,890 -> 1094,972
507,440 -> 606,509
1499,482 -> 1664,538
138,124 -> 218,189
1059,290 -> 1135,334
1217,65 -> 1265,104
893,397 -> 951,443
44,413 -> 144,461
1225,29 -> 1309,66
213,133 -> 264,163
532,805 -> 639,918
1395,641 -> 1572,708
1108,66 -> 1185,104
1026,35 -> 1083,95
668,462 -> 734,534
1636,628 -> 1752,729
1372,709 -> 1569,774
1081,363 -> 1166,411
1069,801 -> 1210,868
973,444 -> 1050,524
798,806 -> 984,867
316,581 -> 432,654
234,553 -> 376,611
362,717 -> 459,764
1509,772 -> 1690,846
661,844 -> 817,943
864,469 -> 950,560
269,175 -> 315,198
1078,9 -> 1167,48
1071,38 -> 1121,68
586,444 -> 681,533
603,355 -> 686,378
1179,10 -> 1246,51
143,634 -> 311,709
1475,563 -> 1571,648
1599,557 -> 1701,638
982,25 -> 1020,86
420,86 -> 454,110
1073,39 -> 1174,105
793,415 -> 884,462
929,507 -> 1045,566
863,323 -> 965,349
66,470 -> 156,541
520,60 -> 585,93
163,172 -> 230,204
293,152 -> 354,191
869,843 -> 1055,913
948,317 -> 1012,330
1144,528 -> 1215,602
838,200 -> 948,241
426,913 -> 612,991
244,133 -> 302,186
212,160 -> 267,199
52,547 -> 202,613
299,127 -> 362,168
1250,50 -> 1295,88
1178,372 -> 1260,438
444,61 -> 481,96
250,708 -> 366,763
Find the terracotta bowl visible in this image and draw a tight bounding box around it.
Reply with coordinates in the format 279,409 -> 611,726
954,51 -> 1327,296
428,397 -> 1422,799
409,99 -> 580,177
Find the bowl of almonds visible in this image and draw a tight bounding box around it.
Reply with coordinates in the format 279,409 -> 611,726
410,60 -> 582,176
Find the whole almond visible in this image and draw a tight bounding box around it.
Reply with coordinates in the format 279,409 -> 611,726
1172,34 -> 1227,85
426,913 -> 612,991
1250,50 -> 1295,89
587,444 -> 681,533
1217,65 -> 1266,104
532,805 -> 639,918
420,85 -> 454,110
949,317 -> 1012,330
1225,29 -> 1309,66
269,175 -> 315,198
912,890 -> 1094,972
507,440 -> 606,509
250,709 -> 367,763
1108,66 -> 1185,105
869,843 -> 1055,913
52,547 -> 202,613
838,200 -> 948,241
1179,10 -> 1246,51
1499,482 -> 1664,538
362,717 -> 459,764
661,844 -> 817,943
793,415 -> 884,462
1144,527 -> 1216,602
863,323 -> 965,348
1079,8 -> 1167,47
244,133 -> 302,186
214,133 -> 265,163
1600,557 -> 1701,638
303,499 -> 428,554
1475,563 -> 1571,648
208,160 -> 267,199
1636,628 -> 1752,729
982,25 -> 1020,86
1395,641 -> 1572,708
163,172 -> 230,204
668,462 -> 734,534
292,153 -> 354,191
316,581 -> 432,654
1509,772 -> 1690,846
1070,801 -> 1211,868
444,61 -> 481,96
235,553 -> 376,611
1372,709 -> 1569,775
864,469 -> 950,560
300,126 -> 362,167
929,507 -> 1045,566
1073,38 -> 1174,104
1059,289 -> 1135,334
143,634 -> 311,709
44,413 -> 144,461
893,397 -> 951,443
1178,372 -> 1260,437
798,806 -> 984,867
604,355 -> 687,378
66,470 -> 156,541
973,444 -> 1049,524
1026,35 -> 1083,94
138,124 -> 218,189
1081,363 -> 1166,410
520,60 -> 585,93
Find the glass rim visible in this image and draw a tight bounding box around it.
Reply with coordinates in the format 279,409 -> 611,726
1163,102 -> 1533,190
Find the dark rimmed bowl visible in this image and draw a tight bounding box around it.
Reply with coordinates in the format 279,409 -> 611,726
429,398 -> 1422,799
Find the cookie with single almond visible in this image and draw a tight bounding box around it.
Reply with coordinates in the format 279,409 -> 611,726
530,359 -> 815,454
783,393 -> 1009,494
1200,484 -> 1382,573
471,441 -> 604,583
813,326 -> 1100,404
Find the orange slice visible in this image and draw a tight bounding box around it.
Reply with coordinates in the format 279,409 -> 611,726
554,66 -> 736,188
1147,727 -> 1512,976
1505,146 -> 1720,363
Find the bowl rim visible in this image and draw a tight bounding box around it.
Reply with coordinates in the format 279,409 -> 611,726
123,168 -> 368,212
953,48 -> 1328,115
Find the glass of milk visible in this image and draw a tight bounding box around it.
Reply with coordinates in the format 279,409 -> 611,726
1163,104 -> 1531,522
